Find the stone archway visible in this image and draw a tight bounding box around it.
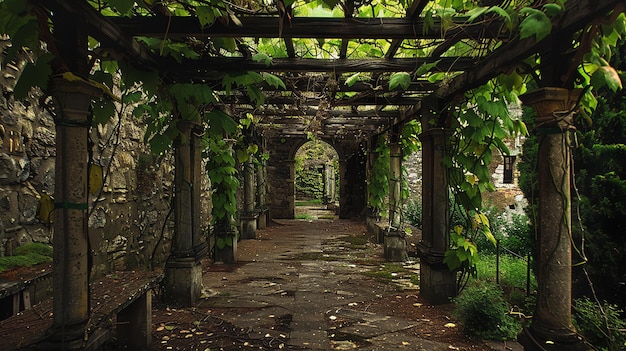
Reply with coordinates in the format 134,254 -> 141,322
266,136 -> 367,220
293,140 -> 340,219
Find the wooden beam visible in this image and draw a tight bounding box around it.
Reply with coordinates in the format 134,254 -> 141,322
385,0 -> 431,58
110,16 -> 507,40
36,0 -> 159,69
247,107 -> 399,118
220,95 -> 422,106
435,0 -> 624,101
179,56 -> 475,74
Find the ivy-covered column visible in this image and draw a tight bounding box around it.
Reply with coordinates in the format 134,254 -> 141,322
164,120 -> 206,306
214,138 -> 238,263
241,157 -> 258,239
519,88 -> 588,351
384,126 -> 406,261
256,160 -> 268,229
417,98 -> 456,305
48,78 -> 102,347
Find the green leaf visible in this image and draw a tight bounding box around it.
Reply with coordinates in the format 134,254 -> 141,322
122,91 -> 143,104
427,72 -> 445,83
466,6 -> 488,23
389,72 -> 411,91
206,109 -> 238,135
246,85 -> 265,106
519,7 -> 552,42
345,73 -> 361,87
262,72 -> 286,89
415,59 -> 441,77
542,3 -> 562,17
236,149 -> 249,163
92,98 -> 116,125
13,53 -> 53,99
4,17 -> 38,63
107,0 -> 134,16
4,0 -> 28,13
216,237 -> 226,249
213,37 -> 237,52
487,6 -> 512,30
590,66 -> 623,92
149,133 -> 172,156
252,53 -> 273,67
321,0 -> 340,9
196,5 -> 218,27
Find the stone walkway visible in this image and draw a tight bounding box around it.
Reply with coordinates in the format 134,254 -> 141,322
198,219 -> 467,350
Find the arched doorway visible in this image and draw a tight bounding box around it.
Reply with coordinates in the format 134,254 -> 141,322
294,140 -> 339,220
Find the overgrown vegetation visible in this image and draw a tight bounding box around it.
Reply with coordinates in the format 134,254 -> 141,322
295,140 -> 338,202
453,281 -> 520,340
573,297 -> 626,351
0,243 -> 53,272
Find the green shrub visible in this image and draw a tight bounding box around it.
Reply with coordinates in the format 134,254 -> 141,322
573,297 -> 626,351
0,242 -> 53,272
453,282 -> 520,340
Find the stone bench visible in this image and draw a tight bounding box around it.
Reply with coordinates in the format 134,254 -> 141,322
0,270 -> 163,350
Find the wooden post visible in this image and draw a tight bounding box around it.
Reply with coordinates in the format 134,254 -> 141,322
48,78 -> 102,347
518,88 -> 589,351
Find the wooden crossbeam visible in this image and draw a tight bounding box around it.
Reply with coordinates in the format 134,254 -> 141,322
110,16 -> 507,40
179,56 -> 475,74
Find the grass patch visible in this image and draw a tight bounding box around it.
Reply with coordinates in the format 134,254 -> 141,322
363,263 -> 411,280
475,254 -> 536,291
284,252 -> 340,261
295,199 -> 322,206
295,213 -> 314,220
337,235 -> 369,249
0,242 -> 53,272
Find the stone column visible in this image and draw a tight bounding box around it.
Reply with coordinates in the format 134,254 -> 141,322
164,120 -> 206,306
256,161 -> 268,229
384,126 -> 407,261
48,78 -> 102,347
240,157 -> 258,239
518,88 -> 588,351
417,120 -> 456,304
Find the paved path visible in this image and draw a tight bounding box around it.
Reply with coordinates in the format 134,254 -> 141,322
200,219 -> 452,350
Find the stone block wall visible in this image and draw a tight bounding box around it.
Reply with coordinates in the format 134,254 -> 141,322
0,43 -> 212,277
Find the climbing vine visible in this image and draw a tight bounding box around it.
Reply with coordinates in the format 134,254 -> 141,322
0,0 -> 624,280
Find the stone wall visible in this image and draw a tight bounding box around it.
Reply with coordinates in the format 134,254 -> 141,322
0,45 -> 212,277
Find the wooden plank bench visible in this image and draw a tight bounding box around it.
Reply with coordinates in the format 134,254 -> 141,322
0,268 -> 53,320
0,270 -> 163,350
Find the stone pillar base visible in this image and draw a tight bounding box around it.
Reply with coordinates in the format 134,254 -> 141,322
384,230 -> 407,261
240,214 -> 258,239
256,209 -> 268,229
164,257 -> 203,306
215,232 -> 238,264
519,324 -> 591,351
420,263 -> 457,305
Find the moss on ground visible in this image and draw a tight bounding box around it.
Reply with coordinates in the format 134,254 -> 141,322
0,242 -> 53,273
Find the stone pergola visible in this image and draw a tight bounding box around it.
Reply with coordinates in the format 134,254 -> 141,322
9,0 -> 625,349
